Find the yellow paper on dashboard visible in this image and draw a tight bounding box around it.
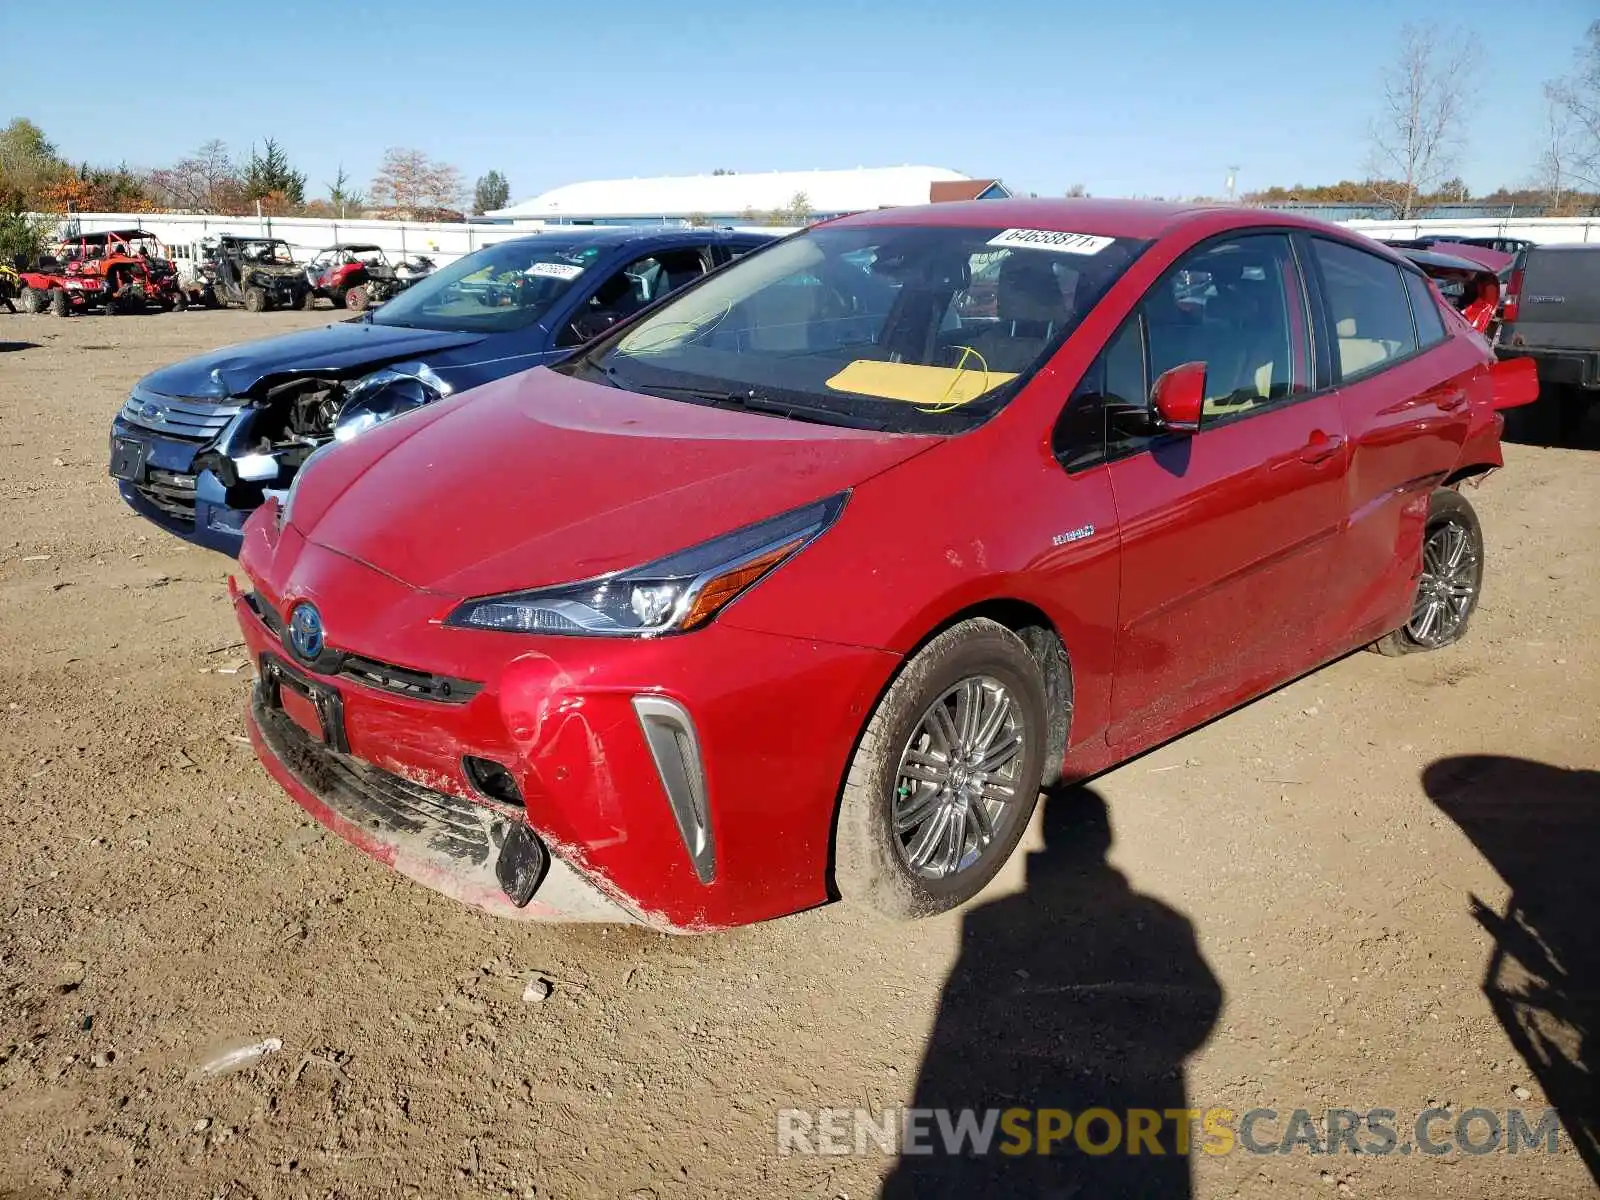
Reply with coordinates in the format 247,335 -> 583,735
825,359 -> 1016,409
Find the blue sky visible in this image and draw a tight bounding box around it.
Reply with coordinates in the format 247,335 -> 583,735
1,0 -> 1589,205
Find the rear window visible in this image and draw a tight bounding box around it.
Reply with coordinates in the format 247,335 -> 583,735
1403,271 -> 1449,347
1312,239 -> 1418,380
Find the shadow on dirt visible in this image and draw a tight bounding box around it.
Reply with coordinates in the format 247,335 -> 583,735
1501,385 -> 1600,451
1423,755 -> 1600,1184
0,342 -> 40,354
882,785 -> 1222,1199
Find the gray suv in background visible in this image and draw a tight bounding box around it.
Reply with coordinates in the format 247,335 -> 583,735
1497,244 -> 1600,444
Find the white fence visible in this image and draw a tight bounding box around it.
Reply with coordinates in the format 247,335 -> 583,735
1337,216 -> 1599,244
43,212 -> 539,271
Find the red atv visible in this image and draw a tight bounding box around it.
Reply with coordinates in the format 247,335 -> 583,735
18,229 -> 188,316
304,243 -> 435,311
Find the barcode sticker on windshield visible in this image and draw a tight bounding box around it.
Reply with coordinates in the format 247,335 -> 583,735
987,229 -> 1114,256
527,261 -> 584,280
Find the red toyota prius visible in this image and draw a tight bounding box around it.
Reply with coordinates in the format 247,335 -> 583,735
232,199 -> 1535,931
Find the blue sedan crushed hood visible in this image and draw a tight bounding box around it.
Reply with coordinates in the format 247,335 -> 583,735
139,320 -> 490,398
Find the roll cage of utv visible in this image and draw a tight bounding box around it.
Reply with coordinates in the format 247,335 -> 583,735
207,235 -> 312,312
17,229 -> 186,315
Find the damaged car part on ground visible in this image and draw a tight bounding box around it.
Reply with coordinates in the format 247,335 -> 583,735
230,198 -> 1541,932
109,227 -> 774,553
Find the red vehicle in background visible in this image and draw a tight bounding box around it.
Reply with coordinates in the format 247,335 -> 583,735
233,199 -> 1539,932
18,229 -> 187,316
1394,245 -> 1509,337
304,243 -> 435,311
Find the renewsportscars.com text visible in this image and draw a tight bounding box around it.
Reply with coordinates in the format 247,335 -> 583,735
776,1106 -> 1563,1158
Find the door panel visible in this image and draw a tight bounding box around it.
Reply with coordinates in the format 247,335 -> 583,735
1332,343 -> 1483,642
1308,237 -> 1482,644
1106,396 -> 1348,745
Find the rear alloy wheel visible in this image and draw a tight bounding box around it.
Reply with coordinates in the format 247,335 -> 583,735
345,285 -> 369,312
835,618 -> 1047,919
243,287 -> 268,313
50,289 -> 71,317
1375,489 -> 1484,656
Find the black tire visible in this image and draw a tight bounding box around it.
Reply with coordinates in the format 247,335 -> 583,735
171,291 -> 187,312
50,289 -> 70,317
301,289 -> 319,311
1374,488 -> 1484,656
243,287 -> 268,313
206,287 -> 225,309
345,285 -> 369,312
835,618 -> 1048,919
20,286 -> 45,314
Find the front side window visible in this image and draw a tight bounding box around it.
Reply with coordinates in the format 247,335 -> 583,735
1312,238 -> 1419,380
569,225 -> 1147,433
373,238 -> 611,332
1058,233 -> 1312,471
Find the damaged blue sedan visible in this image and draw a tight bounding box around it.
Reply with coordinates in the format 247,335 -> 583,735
109,226 -> 772,553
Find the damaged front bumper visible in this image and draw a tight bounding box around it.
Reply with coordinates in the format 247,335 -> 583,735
111,385 -> 337,555
230,527 -> 900,930
111,397 -> 257,554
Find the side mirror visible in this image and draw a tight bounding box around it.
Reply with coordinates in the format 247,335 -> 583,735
1151,361 -> 1206,433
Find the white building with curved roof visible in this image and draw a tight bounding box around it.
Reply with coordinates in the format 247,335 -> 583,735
482,166 -> 1009,227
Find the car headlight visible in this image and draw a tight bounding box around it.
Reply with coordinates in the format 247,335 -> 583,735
278,441 -> 340,529
335,362 -> 452,443
445,494 -> 848,636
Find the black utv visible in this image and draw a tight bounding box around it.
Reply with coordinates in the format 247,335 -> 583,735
206,236 -> 312,312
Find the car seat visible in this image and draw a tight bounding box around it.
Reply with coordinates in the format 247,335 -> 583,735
959,254 -> 1068,373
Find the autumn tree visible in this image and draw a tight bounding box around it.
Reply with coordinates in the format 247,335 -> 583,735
0,118 -> 68,210
1546,20 -> 1600,190
370,148 -> 463,213
1365,24 -> 1481,218
472,169 -> 510,215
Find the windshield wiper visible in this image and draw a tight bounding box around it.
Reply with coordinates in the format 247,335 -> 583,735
637,383 -> 888,431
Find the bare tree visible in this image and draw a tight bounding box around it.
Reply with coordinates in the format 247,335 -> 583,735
370,148 -> 464,213
1366,25 -> 1481,218
1546,20 -> 1600,191
149,139 -> 243,213
1535,98 -> 1577,213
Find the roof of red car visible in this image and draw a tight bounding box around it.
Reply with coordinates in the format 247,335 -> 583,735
827,197 -> 1359,242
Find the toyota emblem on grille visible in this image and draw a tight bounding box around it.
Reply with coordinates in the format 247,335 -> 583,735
287,602 -> 325,661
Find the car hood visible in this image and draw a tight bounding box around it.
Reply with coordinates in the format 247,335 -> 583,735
300,367 -> 940,597
139,321 -> 490,399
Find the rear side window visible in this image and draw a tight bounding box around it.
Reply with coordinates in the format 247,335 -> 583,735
1403,271 -> 1449,347
1312,239 -> 1418,380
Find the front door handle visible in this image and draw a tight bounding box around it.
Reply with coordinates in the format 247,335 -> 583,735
1300,430 -> 1346,464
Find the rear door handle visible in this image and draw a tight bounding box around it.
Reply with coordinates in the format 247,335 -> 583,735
1438,390 -> 1469,412
1299,430 -> 1346,464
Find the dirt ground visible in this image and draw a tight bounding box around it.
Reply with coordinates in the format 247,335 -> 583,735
0,310 -> 1596,1200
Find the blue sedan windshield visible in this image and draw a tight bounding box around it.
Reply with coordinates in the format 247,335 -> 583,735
373,238 -> 608,332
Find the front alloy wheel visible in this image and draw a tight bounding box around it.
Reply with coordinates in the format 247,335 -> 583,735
892,677 -> 1025,879
836,618 -> 1048,919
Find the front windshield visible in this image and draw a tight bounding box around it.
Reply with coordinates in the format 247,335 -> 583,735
236,240 -> 295,265
574,224 -> 1145,432
373,238 -> 607,332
